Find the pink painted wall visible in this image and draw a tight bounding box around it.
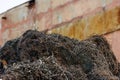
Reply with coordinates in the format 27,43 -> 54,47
0,0 -> 120,45
105,30 -> 120,62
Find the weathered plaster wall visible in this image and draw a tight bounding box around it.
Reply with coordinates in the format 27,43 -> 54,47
48,7 -> 120,40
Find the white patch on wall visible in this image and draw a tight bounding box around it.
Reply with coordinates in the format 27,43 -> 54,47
0,20 -> 1,30
101,0 -> 106,7
58,14 -> 62,23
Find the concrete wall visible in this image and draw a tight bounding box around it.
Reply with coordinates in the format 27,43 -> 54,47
0,0 -> 120,61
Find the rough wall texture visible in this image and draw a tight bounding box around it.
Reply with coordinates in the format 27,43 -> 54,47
48,7 -> 120,40
0,0 -> 120,61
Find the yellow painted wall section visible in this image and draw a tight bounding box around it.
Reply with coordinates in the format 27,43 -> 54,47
48,7 -> 120,40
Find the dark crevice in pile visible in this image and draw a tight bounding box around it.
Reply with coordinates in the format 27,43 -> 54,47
0,30 -> 119,80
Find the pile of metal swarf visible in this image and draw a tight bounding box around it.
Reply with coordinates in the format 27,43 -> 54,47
0,30 -> 120,80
